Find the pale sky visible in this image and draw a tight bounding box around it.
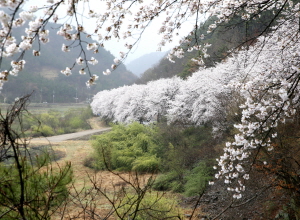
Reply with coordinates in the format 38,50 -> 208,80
84,1 -> 198,63
24,0 -> 201,63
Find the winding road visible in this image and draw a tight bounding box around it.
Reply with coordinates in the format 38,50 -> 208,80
31,127 -> 112,143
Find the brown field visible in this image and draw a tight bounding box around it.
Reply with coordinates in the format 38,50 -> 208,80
28,138 -> 200,219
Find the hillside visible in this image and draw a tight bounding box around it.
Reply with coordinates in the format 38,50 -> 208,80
136,13 -> 274,84
1,22 -> 137,103
125,51 -> 167,77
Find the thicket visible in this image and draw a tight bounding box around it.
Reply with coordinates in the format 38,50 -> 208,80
0,155 -> 72,219
89,122 -> 219,197
152,124 -> 217,195
90,122 -> 161,172
21,107 -> 93,137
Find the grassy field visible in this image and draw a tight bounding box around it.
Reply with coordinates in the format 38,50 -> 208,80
0,102 -> 90,114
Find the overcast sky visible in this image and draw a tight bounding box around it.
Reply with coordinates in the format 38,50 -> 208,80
85,1 -> 199,63
24,0 -> 201,63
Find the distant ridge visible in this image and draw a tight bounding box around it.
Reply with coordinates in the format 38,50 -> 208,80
126,51 -> 167,77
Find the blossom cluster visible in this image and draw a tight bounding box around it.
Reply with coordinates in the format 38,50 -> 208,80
91,58 -> 243,128
91,77 -> 184,123
213,12 -> 300,199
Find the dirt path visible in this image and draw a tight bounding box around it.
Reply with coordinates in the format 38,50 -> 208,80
31,127 -> 111,143
31,117 -> 111,143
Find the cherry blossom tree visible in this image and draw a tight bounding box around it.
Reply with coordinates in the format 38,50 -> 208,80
91,77 -> 183,124
167,64 -> 236,126
213,16 -> 300,200
113,84 -> 148,123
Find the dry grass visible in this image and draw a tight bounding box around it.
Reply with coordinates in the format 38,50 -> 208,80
29,139 -> 159,219
87,118 -> 108,130
29,138 -> 201,219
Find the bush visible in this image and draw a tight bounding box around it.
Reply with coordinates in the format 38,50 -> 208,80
92,136 -> 113,170
40,124 -> 55,136
68,116 -> 85,129
40,112 -> 60,128
56,127 -> 65,135
83,155 -> 98,169
0,153 -> 72,219
31,124 -> 55,137
184,160 -> 214,197
63,108 -> 92,131
91,122 -> 161,172
152,171 -> 185,193
132,155 -> 161,173
29,107 -> 93,137
156,123 -> 215,172
152,160 -> 215,195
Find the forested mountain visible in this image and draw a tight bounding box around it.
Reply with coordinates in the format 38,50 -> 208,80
1,23 -> 137,103
136,13 -> 274,84
125,51 -> 167,77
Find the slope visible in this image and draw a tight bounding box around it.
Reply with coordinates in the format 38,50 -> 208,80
136,13 -> 274,84
125,51 -> 167,77
1,22 -> 137,103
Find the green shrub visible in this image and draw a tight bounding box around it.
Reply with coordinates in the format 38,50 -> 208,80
156,123 -> 215,173
39,124 -> 55,136
68,116 -> 85,129
117,192 -> 183,220
183,160 -> 214,197
92,137 -> 113,170
0,153 -> 72,219
56,128 -> 65,135
152,161 -> 214,195
63,108 -> 91,131
63,126 -> 75,134
40,112 -> 60,128
83,155 -> 98,169
152,171 -> 185,193
28,107 -> 93,137
31,124 -> 55,137
91,122 -> 161,172
132,155 -> 161,173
